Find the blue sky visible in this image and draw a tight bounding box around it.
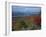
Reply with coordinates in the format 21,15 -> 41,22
12,6 -> 41,16
12,6 -> 41,13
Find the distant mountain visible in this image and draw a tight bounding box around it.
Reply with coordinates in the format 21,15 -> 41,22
12,12 -> 41,16
12,12 -> 24,16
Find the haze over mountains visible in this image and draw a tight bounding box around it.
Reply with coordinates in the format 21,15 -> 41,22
12,6 -> 41,16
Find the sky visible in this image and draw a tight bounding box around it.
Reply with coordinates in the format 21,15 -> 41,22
12,6 -> 41,13
12,6 -> 41,16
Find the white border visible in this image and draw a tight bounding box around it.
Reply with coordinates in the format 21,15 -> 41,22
6,2 -> 45,35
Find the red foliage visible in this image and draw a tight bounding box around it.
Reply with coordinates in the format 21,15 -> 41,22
33,16 -> 41,25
